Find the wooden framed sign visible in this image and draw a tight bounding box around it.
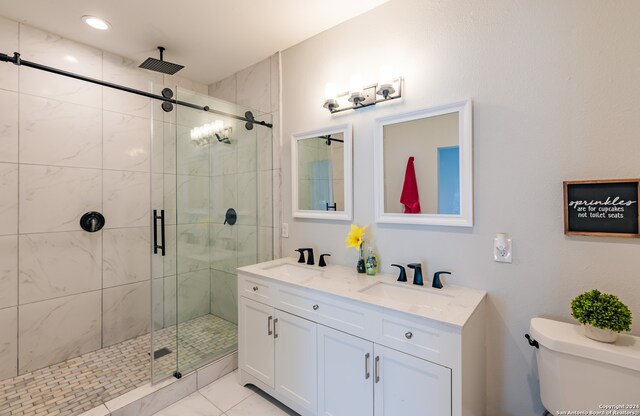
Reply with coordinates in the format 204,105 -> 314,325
564,179 -> 640,237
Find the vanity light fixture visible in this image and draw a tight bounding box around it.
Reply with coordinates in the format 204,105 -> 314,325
323,82 -> 339,112
82,16 -> 111,31
190,120 -> 232,146
347,74 -> 365,106
323,68 -> 403,114
376,64 -> 396,99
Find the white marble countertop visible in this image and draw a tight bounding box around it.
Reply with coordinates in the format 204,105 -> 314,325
237,257 -> 487,328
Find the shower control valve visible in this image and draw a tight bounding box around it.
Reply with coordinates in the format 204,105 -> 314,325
80,211 -> 105,232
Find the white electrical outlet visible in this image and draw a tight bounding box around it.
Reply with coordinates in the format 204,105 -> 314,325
494,233 -> 512,263
281,223 -> 289,238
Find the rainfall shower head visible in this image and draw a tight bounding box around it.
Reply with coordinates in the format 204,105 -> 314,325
139,47 -> 184,75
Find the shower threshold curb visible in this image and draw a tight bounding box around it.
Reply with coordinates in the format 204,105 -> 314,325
79,351 -> 238,416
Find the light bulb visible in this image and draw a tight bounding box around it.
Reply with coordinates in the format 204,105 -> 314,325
324,82 -> 337,100
349,74 -> 363,94
379,65 -> 394,86
82,16 -> 111,30
376,65 -> 396,99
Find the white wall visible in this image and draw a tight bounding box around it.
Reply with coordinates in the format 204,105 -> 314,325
280,1 -> 640,415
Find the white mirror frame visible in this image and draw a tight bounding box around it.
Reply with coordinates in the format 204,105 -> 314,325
292,123 -> 353,221
374,99 -> 473,226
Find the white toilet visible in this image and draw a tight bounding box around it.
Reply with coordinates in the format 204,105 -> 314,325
529,317 -> 640,415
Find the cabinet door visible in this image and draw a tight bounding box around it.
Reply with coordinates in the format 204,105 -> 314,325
317,325 -> 374,416
374,344 -> 451,416
274,309 -> 318,415
239,297 -> 275,388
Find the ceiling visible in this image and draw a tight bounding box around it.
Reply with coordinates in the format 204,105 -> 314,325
0,0 -> 389,85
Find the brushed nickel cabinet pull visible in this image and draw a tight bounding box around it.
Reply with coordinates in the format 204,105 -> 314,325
273,318 -> 278,339
267,316 -> 273,335
374,355 -> 380,383
365,353 -> 370,379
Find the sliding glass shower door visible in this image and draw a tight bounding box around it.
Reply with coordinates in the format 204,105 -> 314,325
150,84 -> 177,382
150,86 -> 271,382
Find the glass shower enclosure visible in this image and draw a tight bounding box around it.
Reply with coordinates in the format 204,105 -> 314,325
150,86 -> 272,381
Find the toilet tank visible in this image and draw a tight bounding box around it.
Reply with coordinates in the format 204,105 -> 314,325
530,318 -> 640,416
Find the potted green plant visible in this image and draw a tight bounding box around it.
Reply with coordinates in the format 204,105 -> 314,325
571,289 -> 632,343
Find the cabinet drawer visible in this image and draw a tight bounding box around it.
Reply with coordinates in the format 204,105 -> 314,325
278,285 -> 369,338
241,274 -> 272,303
376,312 -> 458,367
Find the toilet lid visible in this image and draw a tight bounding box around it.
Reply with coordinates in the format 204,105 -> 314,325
530,317 -> 640,372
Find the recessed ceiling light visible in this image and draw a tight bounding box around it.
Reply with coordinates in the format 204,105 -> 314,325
82,15 -> 111,30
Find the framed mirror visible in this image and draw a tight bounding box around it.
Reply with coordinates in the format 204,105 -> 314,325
374,99 -> 473,226
292,123 -> 353,220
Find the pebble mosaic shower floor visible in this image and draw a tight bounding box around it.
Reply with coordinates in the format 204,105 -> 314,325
0,314 -> 237,416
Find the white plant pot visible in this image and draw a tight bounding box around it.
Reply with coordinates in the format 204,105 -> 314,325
583,324 -> 618,343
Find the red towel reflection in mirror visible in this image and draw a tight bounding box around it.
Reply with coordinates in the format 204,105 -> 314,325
400,156 -> 421,214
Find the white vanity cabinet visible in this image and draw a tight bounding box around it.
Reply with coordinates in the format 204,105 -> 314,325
238,260 -> 486,416
317,325 -> 373,416
317,325 -> 451,416
273,307 -> 317,414
239,297 -> 317,414
239,297 -> 275,387
373,343 -> 451,416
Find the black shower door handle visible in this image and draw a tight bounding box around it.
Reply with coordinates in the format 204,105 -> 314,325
153,209 -> 166,256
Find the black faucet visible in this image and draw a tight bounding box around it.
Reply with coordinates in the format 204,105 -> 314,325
407,263 -> 423,285
298,248 -> 314,265
391,264 -> 407,282
295,249 -> 306,263
432,271 -> 451,289
319,254 -> 331,267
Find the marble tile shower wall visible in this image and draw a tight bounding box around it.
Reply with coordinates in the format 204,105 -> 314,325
208,54 -> 279,325
0,16 -> 213,380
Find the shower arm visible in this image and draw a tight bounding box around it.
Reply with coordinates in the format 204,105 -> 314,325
0,51 -> 273,129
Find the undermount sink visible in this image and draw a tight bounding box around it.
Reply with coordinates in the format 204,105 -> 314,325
261,263 -> 321,280
359,282 -> 454,309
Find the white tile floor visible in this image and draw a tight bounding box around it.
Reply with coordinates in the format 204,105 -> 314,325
152,370 -> 300,416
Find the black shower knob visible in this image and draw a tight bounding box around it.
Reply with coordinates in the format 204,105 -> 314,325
80,211 -> 105,232
224,208 -> 237,225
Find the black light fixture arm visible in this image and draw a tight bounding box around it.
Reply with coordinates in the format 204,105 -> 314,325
0,51 -> 272,128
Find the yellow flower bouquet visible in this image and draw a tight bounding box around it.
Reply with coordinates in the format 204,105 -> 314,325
345,224 -> 367,273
